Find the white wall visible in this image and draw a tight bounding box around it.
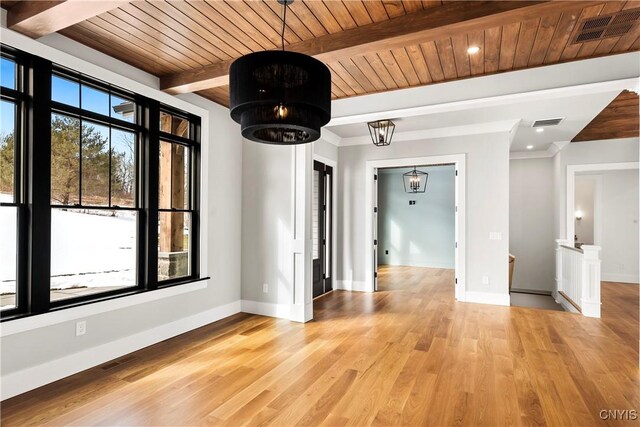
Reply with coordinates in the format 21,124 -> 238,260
337,131 -> 511,300
378,166 -> 455,269
509,158 -> 555,293
575,175 -> 596,244
0,21 -> 243,399
241,142 -> 294,305
599,170 -> 639,283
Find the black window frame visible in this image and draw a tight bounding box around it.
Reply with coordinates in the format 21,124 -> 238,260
0,49 -> 28,317
157,107 -> 201,287
0,45 -> 203,321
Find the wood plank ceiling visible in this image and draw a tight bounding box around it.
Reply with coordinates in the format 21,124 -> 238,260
572,90 -> 640,142
3,1 -> 640,107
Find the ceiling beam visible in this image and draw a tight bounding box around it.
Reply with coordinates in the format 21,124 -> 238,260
160,0 -> 602,94
7,0 -> 132,38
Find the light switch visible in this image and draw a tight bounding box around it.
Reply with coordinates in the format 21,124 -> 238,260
489,232 -> 502,241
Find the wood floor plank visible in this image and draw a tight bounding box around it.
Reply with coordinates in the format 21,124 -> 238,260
2,267 -> 638,426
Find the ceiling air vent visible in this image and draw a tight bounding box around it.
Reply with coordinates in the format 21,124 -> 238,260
532,118 -> 564,128
571,7 -> 640,44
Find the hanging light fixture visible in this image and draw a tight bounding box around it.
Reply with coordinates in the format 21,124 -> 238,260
368,119 -> 395,146
229,0 -> 331,145
403,167 -> 428,193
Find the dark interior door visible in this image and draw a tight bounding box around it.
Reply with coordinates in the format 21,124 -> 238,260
313,161 -> 332,298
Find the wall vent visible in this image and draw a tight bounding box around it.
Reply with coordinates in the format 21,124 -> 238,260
532,118 -> 564,128
571,7 -> 640,44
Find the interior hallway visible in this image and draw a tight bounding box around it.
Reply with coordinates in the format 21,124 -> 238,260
1,266 -> 638,426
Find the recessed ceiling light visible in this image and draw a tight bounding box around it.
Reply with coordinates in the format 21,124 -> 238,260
526,145 -> 534,150
536,128 -> 544,133
467,46 -> 480,54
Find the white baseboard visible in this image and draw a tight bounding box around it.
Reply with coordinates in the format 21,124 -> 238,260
464,291 -> 510,307
1,300 -> 241,401
240,299 -> 291,320
334,280 -> 370,292
555,292 -> 580,314
602,273 -> 639,284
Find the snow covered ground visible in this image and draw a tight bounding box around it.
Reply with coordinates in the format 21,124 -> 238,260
1,193 -> 136,294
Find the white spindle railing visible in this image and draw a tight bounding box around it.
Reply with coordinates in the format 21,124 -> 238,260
555,240 -> 601,318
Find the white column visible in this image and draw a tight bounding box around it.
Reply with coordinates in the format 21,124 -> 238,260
290,144 -> 313,323
580,245 -> 602,318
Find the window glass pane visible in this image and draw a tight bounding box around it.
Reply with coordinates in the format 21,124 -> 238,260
51,208 -> 137,301
81,84 -> 109,116
110,94 -> 135,123
1,57 -> 16,89
51,114 -> 80,205
158,212 -> 190,281
0,206 -> 17,311
52,75 -> 80,108
111,129 -> 136,207
159,141 -> 189,210
160,111 -> 189,138
0,100 -> 15,202
81,121 -> 110,206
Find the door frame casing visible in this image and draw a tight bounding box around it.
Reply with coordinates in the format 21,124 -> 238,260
566,161 -> 639,245
365,154 -> 466,300
313,154 -> 338,295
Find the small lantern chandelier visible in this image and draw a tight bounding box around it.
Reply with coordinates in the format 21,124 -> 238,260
368,119 -> 395,146
229,0 -> 331,145
403,167 -> 428,193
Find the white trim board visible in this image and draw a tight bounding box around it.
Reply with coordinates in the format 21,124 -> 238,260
365,154 -> 466,301
602,274 -> 639,284
334,281 -> 369,292
1,301 -> 241,401
240,300 -> 293,320
313,153 -> 338,304
465,291 -> 510,307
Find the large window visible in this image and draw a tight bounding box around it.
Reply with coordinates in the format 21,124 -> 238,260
0,46 -> 201,320
158,110 -> 197,282
50,72 -> 140,302
0,55 -> 22,312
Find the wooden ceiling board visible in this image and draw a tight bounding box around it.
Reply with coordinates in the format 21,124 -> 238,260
528,13 -> 561,65
467,30 -> 485,75
3,1 -> 638,107
420,40 -> 446,81
108,5 -> 225,65
363,53 -> 401,89
572,90 -> 640,141
498,21 -> 521,71
483,26 -> 501,73
451,33 -> 471,77
513,17 -> 540,69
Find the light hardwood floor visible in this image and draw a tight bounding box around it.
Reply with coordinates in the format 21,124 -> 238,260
1,266 -> 638,426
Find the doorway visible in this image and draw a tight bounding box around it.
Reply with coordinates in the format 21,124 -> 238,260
365,154 -> 466,300
313,160 -> 333,298
375,165 -> 456,293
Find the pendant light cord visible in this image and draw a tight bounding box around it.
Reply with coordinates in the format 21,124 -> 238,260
281,1 -> 287,51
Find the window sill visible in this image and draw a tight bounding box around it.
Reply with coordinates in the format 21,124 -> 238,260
0,278 -> 209,337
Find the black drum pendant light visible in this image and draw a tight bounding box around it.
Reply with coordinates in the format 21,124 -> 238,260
229,0 -> 331,145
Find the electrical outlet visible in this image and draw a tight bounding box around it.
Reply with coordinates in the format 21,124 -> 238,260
385,250 -> 389,255
482,276 -> 490,285
76,320 -> 87,336
262,283 -> 268,293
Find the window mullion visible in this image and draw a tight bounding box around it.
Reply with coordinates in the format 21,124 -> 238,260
27,56 -> 52,314
146,100 -> 160,290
